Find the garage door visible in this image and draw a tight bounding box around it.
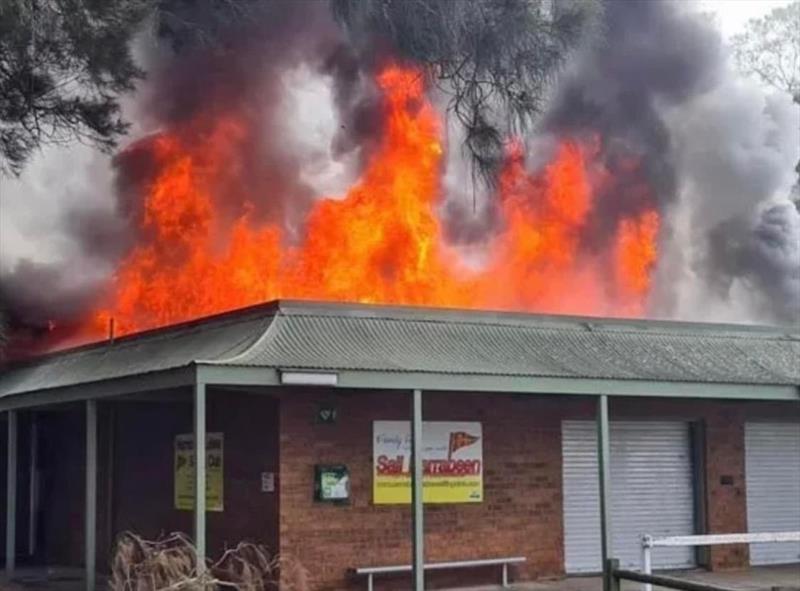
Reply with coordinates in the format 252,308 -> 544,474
745,422 -> 800,565
562,421 -> 696,573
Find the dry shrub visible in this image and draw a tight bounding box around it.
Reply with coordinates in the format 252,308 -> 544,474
110,532 -> 309,591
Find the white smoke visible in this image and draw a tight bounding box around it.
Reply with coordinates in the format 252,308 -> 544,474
660,61 -> 800,324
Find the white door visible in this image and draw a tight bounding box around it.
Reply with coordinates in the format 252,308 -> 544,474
745,422 -> 800,565
562,421 -> 697,573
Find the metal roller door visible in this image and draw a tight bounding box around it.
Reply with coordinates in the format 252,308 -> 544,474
745,422 -> 800,565
562,421 -> 696,573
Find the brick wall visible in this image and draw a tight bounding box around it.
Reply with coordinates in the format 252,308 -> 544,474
6,389 -> 796,581
111,390 -> 280,558
279,391 -> 574,590
17,390 -> 279,569
278,392 -> 800,589
704,406 -> 749,569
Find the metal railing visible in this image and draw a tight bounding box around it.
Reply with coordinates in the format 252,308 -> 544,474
605,531 -> 800,591
641,532 -> 800,591
607,559 -> 737,591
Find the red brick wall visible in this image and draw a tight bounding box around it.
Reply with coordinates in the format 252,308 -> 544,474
22,391 -> 280,569
10,389 -> 797,582
278,393 -> 800,588
278,391 -> 574,590
704,406 -> 748,569
112,390 -> 280,558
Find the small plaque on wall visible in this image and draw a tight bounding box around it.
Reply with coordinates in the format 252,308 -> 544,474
261,471 -> 275,493
314,464 -> 350,503
316,405 -> 338,424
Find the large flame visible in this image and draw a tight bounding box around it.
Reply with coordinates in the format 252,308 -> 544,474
87,65 -> 660,337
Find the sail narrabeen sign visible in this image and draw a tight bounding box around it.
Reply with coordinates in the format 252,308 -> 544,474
373,421 -> 483,504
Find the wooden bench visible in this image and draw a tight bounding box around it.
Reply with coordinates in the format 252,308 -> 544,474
353,556 -> 526,590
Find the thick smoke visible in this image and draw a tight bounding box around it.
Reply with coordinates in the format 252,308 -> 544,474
0,0 -> 381,338
439,0 -> 798,323
667,82 -> 799,323
543,1 -> 720,243
1,0 -> 798,342
536,0 -> 798,323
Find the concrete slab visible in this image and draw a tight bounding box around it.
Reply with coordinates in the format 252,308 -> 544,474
2,564 -> 798,591
456,565 -> 799,591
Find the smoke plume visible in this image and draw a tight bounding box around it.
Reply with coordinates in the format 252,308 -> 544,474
537,0 -> 798,323
1,0 -> 798,348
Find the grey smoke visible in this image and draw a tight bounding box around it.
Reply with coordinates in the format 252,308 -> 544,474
1,0 -> 798,336
536,0 -> 799,324
535,0 -> 721,253
0,0 -> 377,333
665,72 -> 799,324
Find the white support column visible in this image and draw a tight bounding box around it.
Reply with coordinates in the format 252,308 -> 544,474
641,537 -> 653,591
85,400 -> 97,591
194,381 -> 207,573
597,395 -> 613,591
5,410 -> 18,579
410,389 -> 424,591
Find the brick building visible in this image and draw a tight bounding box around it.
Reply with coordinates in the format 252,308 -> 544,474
1,301 -> 799,590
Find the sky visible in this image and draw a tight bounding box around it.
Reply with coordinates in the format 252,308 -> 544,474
697,0 -> 795,38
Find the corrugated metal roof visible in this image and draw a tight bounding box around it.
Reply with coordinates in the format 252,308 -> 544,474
1,300 -> 798,400
0,304 -> 276,398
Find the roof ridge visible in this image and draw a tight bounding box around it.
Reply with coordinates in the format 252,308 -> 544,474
277,310 -> 798,340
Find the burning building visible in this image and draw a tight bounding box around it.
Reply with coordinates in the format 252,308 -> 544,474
1,0 -> 799,589
0,302 -> 800,589
0,300 -> 799,590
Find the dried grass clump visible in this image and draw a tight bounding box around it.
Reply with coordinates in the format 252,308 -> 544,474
110,532 -> 309,591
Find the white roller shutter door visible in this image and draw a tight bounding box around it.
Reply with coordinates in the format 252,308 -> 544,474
745,422 -> 800,565
562,421 -> 696,573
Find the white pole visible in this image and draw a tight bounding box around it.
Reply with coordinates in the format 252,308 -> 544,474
194,382 -> 207,573
597,396 -> 613,591
641,536 -> 652,591
5,411 -> 18,579
410,389 -> 424,591
85,400 -> 98,591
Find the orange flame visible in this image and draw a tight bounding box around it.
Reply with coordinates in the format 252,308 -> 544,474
86,65 -> 660,338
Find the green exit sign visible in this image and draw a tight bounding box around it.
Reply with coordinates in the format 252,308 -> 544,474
316,405 -> 337,424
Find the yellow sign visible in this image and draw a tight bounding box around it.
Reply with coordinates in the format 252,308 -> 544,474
174,433 -> 224,512
373,421 -> 483,504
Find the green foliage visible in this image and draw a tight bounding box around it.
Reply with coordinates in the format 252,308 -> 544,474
332,0 -> 601,187
0,0 -> 150,176
732,1 -> 800,103
732,1 -> 800,205
153,0 -> 267,53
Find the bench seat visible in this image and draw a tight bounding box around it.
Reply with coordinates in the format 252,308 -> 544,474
353,556 -> 526,590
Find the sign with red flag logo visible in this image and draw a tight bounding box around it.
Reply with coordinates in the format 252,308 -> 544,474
373,421 -> 483,504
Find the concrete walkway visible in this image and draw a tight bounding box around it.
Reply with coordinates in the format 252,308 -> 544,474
2,564 -> 798,591
457,565 -> 799,591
